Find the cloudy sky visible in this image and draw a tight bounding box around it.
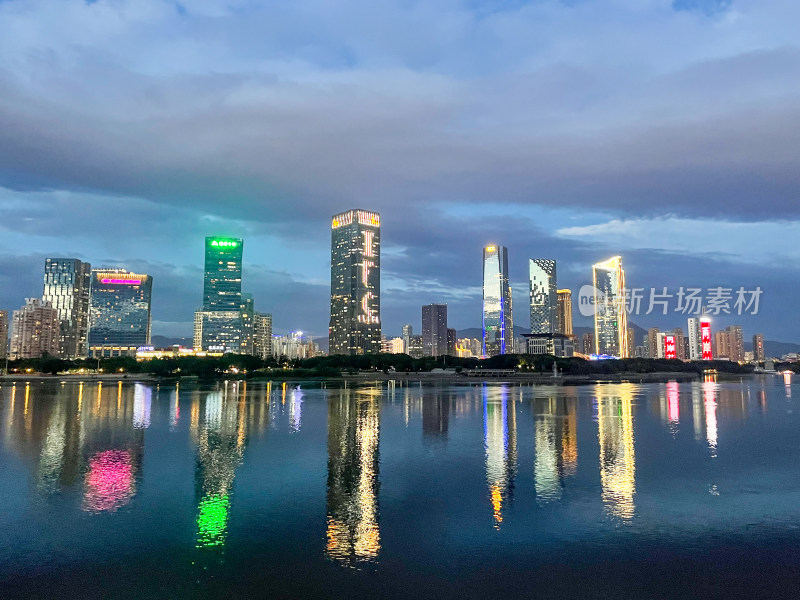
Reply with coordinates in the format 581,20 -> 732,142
1,0 -> 797,341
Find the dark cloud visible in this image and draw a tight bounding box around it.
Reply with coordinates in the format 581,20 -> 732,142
0,0 -> 798,341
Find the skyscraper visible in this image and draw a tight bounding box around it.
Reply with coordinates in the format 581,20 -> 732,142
43,258 -> 91,358
557,289 -> 573,336
687,318 -> 702,360
647,327 -> 660,358
592,256 -> 629,358
253,313 -> 273,360
10,298 -> 60,359
753,333 -> 765,362
203,237 -> 243,311
422,304 -> 448,357
195,237 -> 244,353
240,293 -> 255,355
88,269 -> 153,358
402,324 -> 412,354
483,244 -> 513,357
329,209 -> 381,355
529,259 -> 557,334
727,325 -> 744,363
0,310 -> 8,360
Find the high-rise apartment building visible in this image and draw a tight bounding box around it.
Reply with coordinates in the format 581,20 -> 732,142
329,209 -> 381,355
43,258 -> 91,358
582,332 -> 594,355
557,289 -> 573,336
0,310 -> 8,360
672,328 -> 686,361
10,298 -> 60,359
88,269 -> 153,357
529,259 -> 557,335
713,330 -> 730,359
647,327 -> 660,359
422,304 -> 448,357
195,237 -> 244,353
626,327 -> 635,357
253,313 -> 273,360
483,244 -> 513,357
592,256 -> 629,358
727,325 -> 744,363
240,293 -> 255,355
687,318 -> 702,360
753,333 -> 765,362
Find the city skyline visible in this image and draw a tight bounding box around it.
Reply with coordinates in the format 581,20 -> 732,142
0,1 -> 797,342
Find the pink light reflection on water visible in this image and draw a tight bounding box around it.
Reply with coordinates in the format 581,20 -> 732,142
83,450 -> 135,513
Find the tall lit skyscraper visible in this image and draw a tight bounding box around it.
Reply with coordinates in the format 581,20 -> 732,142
529,259 -> 557,334
592,256 -> 628,358
422,304 -> 448,357
195,237 -> 244,353
10,298 -> 60,359
43,258 -> 91,358
483,245 -> 513,357
88,269 -> 153,357
557,289 -> 573,336
329,209 -> 381,355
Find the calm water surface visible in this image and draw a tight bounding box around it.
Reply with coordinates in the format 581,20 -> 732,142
1,377 -> 799,599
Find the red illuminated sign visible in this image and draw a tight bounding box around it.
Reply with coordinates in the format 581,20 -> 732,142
665,335 -> 677,360
701,319 -> 712,360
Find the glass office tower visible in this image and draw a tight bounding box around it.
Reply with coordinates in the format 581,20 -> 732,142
593,256 -> 629,358
329,209 -> 381,355
43,258 -> 92,358
422,304 -> 448,357
195,237 -> 244,353
88,269 -> 153,357
529,259 -> 557,334
483,245 -> 513,357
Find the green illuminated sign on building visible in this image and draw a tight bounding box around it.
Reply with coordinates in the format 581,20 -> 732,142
210,239 -> 238,248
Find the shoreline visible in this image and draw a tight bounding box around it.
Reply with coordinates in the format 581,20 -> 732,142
0,370 -> 762,385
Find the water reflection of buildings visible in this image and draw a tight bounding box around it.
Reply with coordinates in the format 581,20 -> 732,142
484,386 -> 517,528
422,391 -> 450,442
596,385 -> 636,521
2,381 -> 146,512
532,396 -> 578,504
326,389 -> 381,565
192,382 -> 248,549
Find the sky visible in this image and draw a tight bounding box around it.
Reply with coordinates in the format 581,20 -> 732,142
1,0 -> 798,342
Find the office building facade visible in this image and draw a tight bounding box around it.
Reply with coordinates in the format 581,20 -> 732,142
557,289 -> 573,336
10,298 -> 60,359
592,256 -> 629,358
483,244 -> 513,357
43,258 -> 91,357
195,237 -> 244,352
329,209 -> 381,355
529,259 -> 557,335
422,304 -> 448,357
88,269 -> 153,358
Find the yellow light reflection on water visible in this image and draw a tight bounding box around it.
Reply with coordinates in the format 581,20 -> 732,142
597,385 -> 636,521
